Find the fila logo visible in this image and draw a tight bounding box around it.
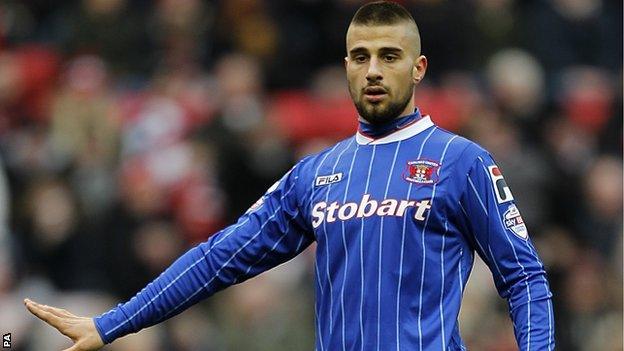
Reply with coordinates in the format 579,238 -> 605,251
488,165 -> 514,204
315,173 -> 343,186
311,194 -> 431,228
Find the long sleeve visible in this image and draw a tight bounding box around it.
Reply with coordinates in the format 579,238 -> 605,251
458,148 -> 555,350
94,161 -> 315,344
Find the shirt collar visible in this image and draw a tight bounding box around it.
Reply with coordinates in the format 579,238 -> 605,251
355,114 -> 435,145
358,109 -> 421,139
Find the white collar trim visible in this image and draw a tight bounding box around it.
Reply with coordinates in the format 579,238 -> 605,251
355,115 -> 435,145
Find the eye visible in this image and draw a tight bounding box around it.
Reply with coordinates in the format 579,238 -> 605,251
383,55 -> 398,63
354,55 -> 368,63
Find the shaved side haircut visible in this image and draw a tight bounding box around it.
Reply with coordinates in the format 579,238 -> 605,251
350,1 -> 421,55
351,1 -> 415,26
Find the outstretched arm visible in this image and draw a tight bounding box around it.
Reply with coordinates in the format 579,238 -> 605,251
24,298 -> 104,351
24,160 -> 314,347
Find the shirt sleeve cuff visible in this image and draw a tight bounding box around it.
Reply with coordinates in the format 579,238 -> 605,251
93,305 -> 133,344
92,316 -> 109,344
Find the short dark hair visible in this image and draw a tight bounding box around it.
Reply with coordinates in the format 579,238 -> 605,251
349,1 -> 421,54
351,1 -> 416,27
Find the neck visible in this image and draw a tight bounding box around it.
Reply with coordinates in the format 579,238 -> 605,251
358,108 -> 422,139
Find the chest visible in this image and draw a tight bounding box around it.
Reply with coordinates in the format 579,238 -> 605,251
307,144 -> 455,235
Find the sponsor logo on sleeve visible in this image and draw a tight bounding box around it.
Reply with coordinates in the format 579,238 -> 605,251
488,165 -> 514,204
3,333 -> 10,348
503,204 -> 528,239
315,173 -> 343,187
403,159 -> 440,185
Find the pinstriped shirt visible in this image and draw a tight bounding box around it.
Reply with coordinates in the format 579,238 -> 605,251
94,115 -> 555,350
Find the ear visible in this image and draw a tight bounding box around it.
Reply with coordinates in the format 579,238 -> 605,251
412,55 -> 428,83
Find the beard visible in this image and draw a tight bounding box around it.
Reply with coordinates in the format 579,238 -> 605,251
350,83 -> 414,125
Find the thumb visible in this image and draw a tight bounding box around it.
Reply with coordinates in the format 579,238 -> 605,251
62,345 -> 80,351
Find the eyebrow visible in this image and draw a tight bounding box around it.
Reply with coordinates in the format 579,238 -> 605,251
349,46 -> 404,56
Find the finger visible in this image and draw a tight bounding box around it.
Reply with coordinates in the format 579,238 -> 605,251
25,300 -> 59,323
25,300 -> 65,328
36,303 -> 74,318
62,345 -> 80,351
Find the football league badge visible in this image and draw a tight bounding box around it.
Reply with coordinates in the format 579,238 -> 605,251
503,204 -> 528,239
404,159 -> 440,185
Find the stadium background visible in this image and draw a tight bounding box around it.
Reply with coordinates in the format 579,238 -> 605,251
0,0 -> 621,350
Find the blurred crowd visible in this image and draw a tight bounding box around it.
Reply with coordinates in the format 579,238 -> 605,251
0,0 -> 621,350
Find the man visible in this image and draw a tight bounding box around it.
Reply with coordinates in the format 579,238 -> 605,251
25,2 -> 555,350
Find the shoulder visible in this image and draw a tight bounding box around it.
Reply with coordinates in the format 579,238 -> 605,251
278,137 -> 355,208
293,136 -> 356,175
427,126 -> 492,173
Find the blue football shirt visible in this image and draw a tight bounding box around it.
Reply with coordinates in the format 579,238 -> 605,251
94,111 -> 555,350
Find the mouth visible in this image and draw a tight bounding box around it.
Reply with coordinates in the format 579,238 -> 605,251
363,86 -> 388,103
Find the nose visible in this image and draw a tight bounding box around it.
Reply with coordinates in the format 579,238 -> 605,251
366,57 -> 382,83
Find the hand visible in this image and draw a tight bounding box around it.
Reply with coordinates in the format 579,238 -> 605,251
24,298 -> 105,351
